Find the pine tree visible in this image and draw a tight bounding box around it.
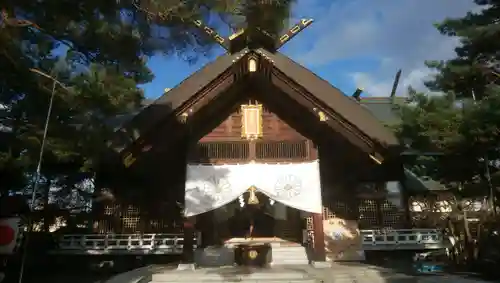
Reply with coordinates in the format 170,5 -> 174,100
398,0 -> 500,196
425,0 -> 500,100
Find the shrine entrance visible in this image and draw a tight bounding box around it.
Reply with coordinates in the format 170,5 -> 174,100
186,161 -> 321,249
229,190 -> 277,239
196,186 -> 308,248
225,189 -> 304,243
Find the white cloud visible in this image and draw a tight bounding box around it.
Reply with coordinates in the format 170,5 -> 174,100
296,0 -> 479,96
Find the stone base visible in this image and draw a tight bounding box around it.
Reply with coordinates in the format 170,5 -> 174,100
311,261 -> 331,268
194,247 -> 235,267
176,263 -> 196,271
235,243 -> 272,267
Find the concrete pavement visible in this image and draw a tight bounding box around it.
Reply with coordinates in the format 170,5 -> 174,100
104,263 -> 496,283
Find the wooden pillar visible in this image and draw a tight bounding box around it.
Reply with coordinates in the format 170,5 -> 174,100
312,213 -> 326,262
400,181 -> 413,228
182,218 -> 195,264
180,125 -> 195,266
197,212 -> 211,247
403,193 -> 412,228
248,140 -> 256,161
313,143 -> 328,262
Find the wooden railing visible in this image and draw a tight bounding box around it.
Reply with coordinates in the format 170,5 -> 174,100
50,233 -> 197,255
48,229 -> 445,255
360,229 -> 445,250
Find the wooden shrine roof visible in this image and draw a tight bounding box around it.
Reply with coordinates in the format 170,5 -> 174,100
261,49 -> 398,147
108,48 -> 400,166
358,97 -> 409,126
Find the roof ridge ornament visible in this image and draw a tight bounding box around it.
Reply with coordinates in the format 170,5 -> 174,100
276,19 -> 313,49
190,19 -> 229,50
227,18 -> 314,54
187,17 -> 314,54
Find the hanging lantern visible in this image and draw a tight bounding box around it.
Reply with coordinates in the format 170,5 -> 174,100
241,104 -> 263,140
247,186 -> 260,205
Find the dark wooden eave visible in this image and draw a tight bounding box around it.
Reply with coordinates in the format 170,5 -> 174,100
107,51 -> 244,153
108,49 -> 400,169
259,49 -> 399,149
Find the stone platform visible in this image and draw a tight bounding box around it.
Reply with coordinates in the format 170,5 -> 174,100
120,264 -> 495,283
196,238 -> 309,267
150,266 -> 318,283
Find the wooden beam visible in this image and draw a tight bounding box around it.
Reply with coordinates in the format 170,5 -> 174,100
126,81 -> 248,172
270,70 -> 376,154
191,19 -> 229,50
252,81 -> 328,144
276,19 -> 314,49
116,69 -> 237,169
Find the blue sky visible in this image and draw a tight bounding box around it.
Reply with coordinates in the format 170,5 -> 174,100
140,0 -> 478,99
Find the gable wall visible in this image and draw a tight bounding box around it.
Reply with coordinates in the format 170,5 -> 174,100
190,100 -> 317,164
199,104 -> 307,142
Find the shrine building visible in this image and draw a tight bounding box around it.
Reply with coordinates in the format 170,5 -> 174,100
97,18 -> 407,266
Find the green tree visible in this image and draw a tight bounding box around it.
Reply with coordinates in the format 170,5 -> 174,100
395,89 -> 475,185
397,0 -> 500,188
0,0 -> 297,228
425,0 -> 500,100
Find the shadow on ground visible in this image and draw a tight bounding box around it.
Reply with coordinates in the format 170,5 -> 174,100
335,251 -> 498,282
3,255 -> 182,283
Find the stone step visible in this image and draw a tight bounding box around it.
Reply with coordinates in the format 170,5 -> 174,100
272,255 -> 306,258
272,251 -> 308,256
151,271 -> 314,282
272,248 -> 307,253
151,279 -> 317,283
271,247 -> 309,265
271,261 -> 309,265
272,256 -> 308,260
272,257 -> 308,260
272,247 -> 306,251
271,251 -> 307,255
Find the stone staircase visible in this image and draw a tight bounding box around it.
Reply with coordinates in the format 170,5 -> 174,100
149,267 -> 318,283
271,244 -> 310,265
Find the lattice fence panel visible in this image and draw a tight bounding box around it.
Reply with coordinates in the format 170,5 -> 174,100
380,200 -> 406,228
358,199 -> 379,229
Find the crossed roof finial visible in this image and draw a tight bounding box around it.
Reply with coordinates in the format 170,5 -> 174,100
188,18 -> 314,54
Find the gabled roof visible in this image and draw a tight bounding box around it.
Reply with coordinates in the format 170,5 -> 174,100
261,49 -> 398,147
359,97 -> 408,126
109,48 -> 400,161
123,53 -> 241,134
403,168 -> 446,193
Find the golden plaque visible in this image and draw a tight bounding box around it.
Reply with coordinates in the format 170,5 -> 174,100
240,104 -> 263,140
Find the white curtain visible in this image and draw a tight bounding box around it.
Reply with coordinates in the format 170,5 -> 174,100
184,161 -> 322,217
184,164 -> 248,217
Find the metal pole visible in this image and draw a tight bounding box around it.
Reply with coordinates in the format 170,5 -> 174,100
17,78 -> 57,283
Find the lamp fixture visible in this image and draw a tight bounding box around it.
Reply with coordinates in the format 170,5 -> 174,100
369,154 -> 383,165
248,58 -> 257,72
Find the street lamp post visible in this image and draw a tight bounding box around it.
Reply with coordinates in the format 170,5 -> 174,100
17,69 -> 65,283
